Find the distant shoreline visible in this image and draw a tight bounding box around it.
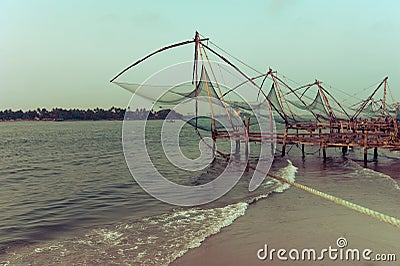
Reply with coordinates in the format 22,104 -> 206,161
0,119 -> 124,123
0,107 -> 181,122
0,118 -> 172,123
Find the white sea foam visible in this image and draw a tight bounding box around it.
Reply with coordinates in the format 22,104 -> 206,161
345,159 -> 400,191
164,202 -> 248,265
166,160 -> 298,263
273,160 -> 298,193
93,229 -> 123,244
2,161 -> 297,265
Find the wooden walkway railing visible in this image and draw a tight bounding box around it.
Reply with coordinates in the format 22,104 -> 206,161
213,119 -> 400,162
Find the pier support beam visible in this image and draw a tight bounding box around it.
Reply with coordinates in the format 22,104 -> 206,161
342,146 -> 348,156
244,117 -> 250,172
363,132 -> 368,165
212,131 -> 216,158
245,140 -> 249,160
301,144 -> 305,157
364,148 -> 368,164
373,147 -> 378,161
322,146 -> 327,161
244,139 -> 249,172
235,140 -> 240,154
282,124 -> 288,157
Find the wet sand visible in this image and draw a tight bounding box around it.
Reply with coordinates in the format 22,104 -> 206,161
173,159 -> 400,266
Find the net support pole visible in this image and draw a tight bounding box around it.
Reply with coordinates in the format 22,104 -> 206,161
235,140 -> 240,155
364,148 -> 368,165
245,117 -> 250,172
245,137 -> 249,159
282,124 -> 288,157
212,130 -> 216,158
342,146 -> 348,156
364,132 -> 368,165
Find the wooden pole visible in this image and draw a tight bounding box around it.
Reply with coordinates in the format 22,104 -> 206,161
342,146 -> 347,156
244,139 -> 249,161
364,131 -> 368,164
373,147 -> 378,161
245,117 -> 250,172
245,117 -> 250,160
383,78 -> 387,114
302,144 -> 305,157
364,147 -> 368,164
110,36 -> 209,82
282,124 -> 288,157
351,77 -> 388,120
235,140 -> 240,154
322,145 -> 327,161
212,130 -> 216,157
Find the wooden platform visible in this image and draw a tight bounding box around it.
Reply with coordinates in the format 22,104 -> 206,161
213,118 -> 400,163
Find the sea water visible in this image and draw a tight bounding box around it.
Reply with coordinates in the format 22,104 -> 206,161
0,121 -> 399,265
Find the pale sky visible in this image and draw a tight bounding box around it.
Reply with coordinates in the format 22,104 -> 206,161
1,0 -> 399,110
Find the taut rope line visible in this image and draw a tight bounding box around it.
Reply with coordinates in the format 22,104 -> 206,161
196,128 -> 400,228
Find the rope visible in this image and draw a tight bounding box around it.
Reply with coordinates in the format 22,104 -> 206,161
388,83 -> 395,104
201,46 -> 235,130
324,83 -> 364,102
195,122 -> 400,228
342,80 -> 381,104
251,166 -> 400,228
198,33 -> 264,76
285,144 -> 295,155
199,50 -> 217,131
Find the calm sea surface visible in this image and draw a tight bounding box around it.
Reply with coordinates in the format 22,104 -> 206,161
1,121 -> 399,265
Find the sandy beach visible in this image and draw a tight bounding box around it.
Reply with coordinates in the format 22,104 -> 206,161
173,157 -> 400,266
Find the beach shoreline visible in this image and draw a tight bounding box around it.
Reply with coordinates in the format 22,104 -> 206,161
172,193 -> 400,266
172,158 -> 400,266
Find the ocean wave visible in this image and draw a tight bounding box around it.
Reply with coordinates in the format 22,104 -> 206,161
0,161 -> 297,265
0,203 -> 249,265
272,160 -> 297,193
344,159 -> 400,191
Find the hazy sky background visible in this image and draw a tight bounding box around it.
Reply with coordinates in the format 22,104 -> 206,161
1,0 -> 399,110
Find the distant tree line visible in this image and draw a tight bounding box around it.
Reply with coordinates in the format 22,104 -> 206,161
0,107 -> 182,121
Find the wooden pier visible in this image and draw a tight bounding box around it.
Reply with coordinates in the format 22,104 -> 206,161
214,117 -> 400,163
210,65 -> 399,164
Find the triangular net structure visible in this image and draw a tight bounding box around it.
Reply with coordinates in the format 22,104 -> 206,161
349,77 -> 398,120
111,32 -> 400,164
114,60 -> 274,137
257,73 -> 353,123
